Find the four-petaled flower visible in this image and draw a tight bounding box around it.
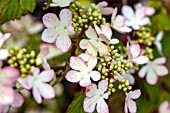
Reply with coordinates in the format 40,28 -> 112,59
111,8 -> 132,33
18,68 -> 55,103
49,0 -> 75,7
125,89 -> 141,113
84,80 -> 109,113
138,57 -> 169,85
97,1 -> 114,15
65,56 -> 101,87
122,5 -> 150,30
127,42 -> 149,64
42,9 -> 74,52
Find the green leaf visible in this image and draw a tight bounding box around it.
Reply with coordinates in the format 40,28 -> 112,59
0,0 -> 38,24
67,92 -> 86,113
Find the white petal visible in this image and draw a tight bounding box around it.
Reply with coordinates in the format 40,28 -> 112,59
97,98 -> 109,113
111,8 -> 118,22
79,77 -> 91,87
85,83 -> 98,97
86,42 -> 97,56
135,8 -> 145,21
88,56 -> 97,70
90,71 -> 101,81
18,75 -> 33,90
42,58 -> 50,70
139,17 -> 150,26
43,13 -> 59,28
38,69 -> 54,82
114,15 -> 126,27
79,39 -> 89,50
124,102 -> 128,113
129,89 -> 141,99
155,41 -> 163,55
97,1 -> 108,8
130,44 -> 140,58
122,5 -> 135,21
86,28 -> 98,40
59,9 -> 72,25
132,56 -> 149,64
70,56 -> 86,71
127,98 -> 137,113
65,70 -> 82,83
154,57 -> 166,64
110,39 -> 119,44
100,7 -> 114,15
138,65 -> 147,78
78,53 -> 91,62
154,65 -> 168,76
101,24 -> 112,40
98,80 -> 108,93
0,49 -> 10,60
33,86 -> 42,104
146,67 -> 158,85
156,31 -> 163,42
98,42 -> 109,55
83,97 -> 98,113
42,28 -> 57,43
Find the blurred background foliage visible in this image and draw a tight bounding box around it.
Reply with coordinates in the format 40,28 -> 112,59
0,0 -> 170,113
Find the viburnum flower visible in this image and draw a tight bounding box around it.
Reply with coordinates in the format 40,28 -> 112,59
138,57 -> 169,85
155,31 -> 163,55
125,89 -> 141,113
159,101 -> 170,113
18,68 -> 55,104
0,32 -> 11,60
127,42 -> 149,64
94,24 -> 119,44
49,0 -> 74,7
84,80 -> 109,113
111,7 -> 132,33
97,1 -> 114,15
42,9 -> 74,52
122,5 -> 150,30
135,3 -> 155,16
0,67 -> 19,105
65,56 -> 101,87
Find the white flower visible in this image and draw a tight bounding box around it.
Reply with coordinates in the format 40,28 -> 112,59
18,68 -> 55,103
125,89 -> 141,113
49,0 -> 74,7
97,1 -> 114,15
127,42 -> 149,64
111,8 -> 132,33
159,101 -> 170,113
0,32 -> 10,60
155,31 -> 163,55
122,5 -> 150,30
65,56 -> 101,87
138,57 -> 169,85
83,80 -> 109,113
42,9 -> 74,52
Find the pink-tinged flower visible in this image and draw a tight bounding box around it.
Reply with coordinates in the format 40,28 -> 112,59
84,80 -> 109,113
18,68 -> 55,104
94,24 -> 119,44
97,1 -> 114,15
138,57 -> 169,85
79,28 -> 109,55
111,8 -> 132,33
0,32 -> 10,60
135,3 -> 155,16
127,42 -> 149,64
122,5 -> 150,30
125,89 -> 141,113
65,56 -> 101,87
159,101 -> 170,113
155,31 -> 163,55
49,0 -> 74,7
0,67 -> 19,105
42,9 -> 74,52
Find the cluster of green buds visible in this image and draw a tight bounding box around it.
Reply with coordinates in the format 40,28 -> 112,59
117,46 -> 128,58
118,79 -> 132,92
7,47 -> 38,78
70,1 -> 106,31
97,45 -> 131,95
145,47 -> 154,59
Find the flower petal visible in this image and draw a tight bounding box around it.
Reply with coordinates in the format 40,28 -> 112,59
154,57 -> 166,64
139,17 -> 150,26
90,71 -> 101,81
79,77 -> 91,87
79,39 -> 89,50
129,89 -> 141,99
100,7 -> 114,15
98,80 -> 108,93
43,13 -> 59,28
33,86 -> 42,104
59,9 -> 72,25
98,42 -> 109,55
156,31 -> 163,42
18,75 -> 33,90
70,56 -> 86,71
38,69 -> 54,82
114,15 -> 126,27
130,44 -> 140,58
122,5 -> 134,21
97,98 -> 109,113
86,28 -> 98,40
127,98 -> 137,113
132,56 -> 149,64
110,39 -> 119,44
11,92 -> 24,108
85,83 -> 98,97
138,65 -> 147,78
83,97 -> 98,113
97,1 -> 108,8
146,67 -> 157,85
101,24 -> 112,40
86,42 -> 97,56
154,65 -> 168,76
42,28 -> 57,43
88,56 -> 97,70
0,49 -> 10,60
65,70 -> 82,83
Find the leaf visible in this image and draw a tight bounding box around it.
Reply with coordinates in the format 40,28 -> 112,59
67,92 -> 86,113
0,0 -> 38,24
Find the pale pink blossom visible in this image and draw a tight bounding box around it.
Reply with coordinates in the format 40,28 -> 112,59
122,5 -> 150,30
127,42 -> 149,64
18,68 -> 55,104
97,1 -> 114,15
111,8 -> 132,33
125,89 -> 141,113
155,31 -> 163,55
159,101 -> 170,113
94,24 -> 119,44
0,67 -> 19,105
49,0 -> 75,7
65,56 -> 101,87
0,32 -> 10,60
42,9 -> 74,52
138,57 -> 169,85
135,3 -> 155,16
84,80 -> 109,113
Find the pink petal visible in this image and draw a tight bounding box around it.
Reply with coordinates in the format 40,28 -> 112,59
0,85 -> 14,105
94,25 -> 102,36
85,28 -> 98,40
11,92 -> 24,108
98,80 -> 108,93
83,97 -> 98,113
101,24 -> 112,40
122,5 -> 134,21
130,44 -> 140,58
42,28 -> 57,43
33,68 -> 40,76
154,65 -> 168,76
159,101 -> 170,113
59,9 -> 72,25
146,7 -> 155,16
38,82 -> 55,99
38,69 -> 54,82
127,98 -> 137,113
154,57 -> 166,64
114,15 -> 126,27
42,58 -> 50,70
97,1 -> 108,8
88,56 -> 97,70
18,75 -> 33,90
114,26 -> 132,34
33,86 -> 42,104
70,56 -> 86,71
146,68 -> 158,85
97,98 -> 109,113
111,7 -> 118,21
132,56 -> 149,64
79,77 -> 91,87
65,70 -> 82,83
85,83 -> 98,97
90,71 -> 101,81
37,47 -> 49,59
138,65 -> 147,78
56,31 -> 71,52
129,89 -> 141,99
43,13 -> 59,28
100,7 -> 114,15
124,102 -> 128,113
0,49 -> 10,60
